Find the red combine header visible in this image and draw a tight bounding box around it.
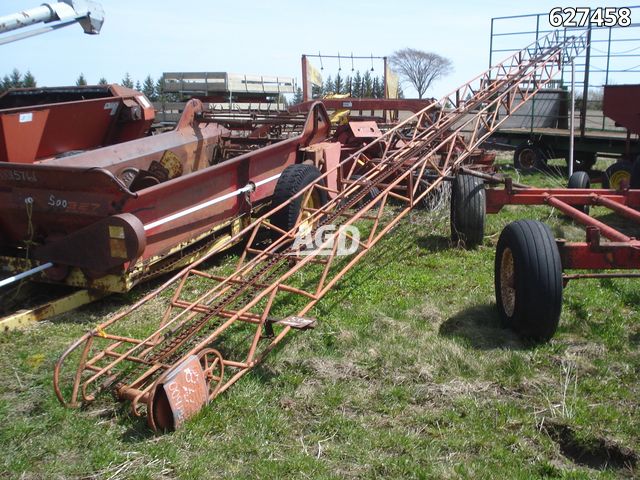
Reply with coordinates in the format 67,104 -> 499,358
0,84 -> 154,164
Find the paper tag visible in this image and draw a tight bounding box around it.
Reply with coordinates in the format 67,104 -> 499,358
104,102 -> 119,116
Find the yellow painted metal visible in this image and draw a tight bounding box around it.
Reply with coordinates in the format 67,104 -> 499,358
0,289 -> 106,332
148,218 -> 247,275
324,93 -> 351,124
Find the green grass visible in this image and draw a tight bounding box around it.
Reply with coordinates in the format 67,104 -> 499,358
1,155 -> 638,479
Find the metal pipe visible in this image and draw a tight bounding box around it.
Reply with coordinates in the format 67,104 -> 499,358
545,195 -> 631,242
594,194 -> 640,224
143,174 -> 281,231
0,262 -> 53,288
489,17 -> 494,70
603,27 -> 613,130
0,20 -> 74,45
564,272 -> 640,280
301,54 -> 386,60
0,5 -> 66,33
569,59 -> 575,178
301,55 -> 309,102
529,15 -> 540,134
579,27 -> 592,138
0,1 -> 104,44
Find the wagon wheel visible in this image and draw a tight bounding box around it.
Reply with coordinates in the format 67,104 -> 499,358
602,161 -> 633,190
450,173 -> 485,249
495,220 -> 563,342
567,171 -> 591,215
269,164 -> 328,242
514,142 -> 546,172
414,169 -> 449,210
198,348 -> 225,400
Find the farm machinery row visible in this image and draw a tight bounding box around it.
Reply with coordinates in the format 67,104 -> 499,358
0,84 -> 473,328
1,24 -> 636,431
40,30 -> 630,432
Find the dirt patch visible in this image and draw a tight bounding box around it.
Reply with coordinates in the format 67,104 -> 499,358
408,300 -> 444,324
301,357 -> 370,381
563,341 -> 606,359
543,420 -> 638,472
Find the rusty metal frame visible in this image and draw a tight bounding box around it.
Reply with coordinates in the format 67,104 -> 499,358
485,181 -> 640,274
54,30 -> 588,430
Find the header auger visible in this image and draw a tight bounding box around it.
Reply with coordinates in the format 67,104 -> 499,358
54,30 -> 588,431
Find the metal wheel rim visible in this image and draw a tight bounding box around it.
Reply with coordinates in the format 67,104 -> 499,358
298,191 -> 321,237
519,148 -> 536,169
199,348 -> 225,400
609,170 -> 630,190
500,247 -> 516,317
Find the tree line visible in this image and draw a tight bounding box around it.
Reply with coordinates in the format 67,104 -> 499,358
1,68 -> 402,105
72,72 -> 163,101
0,69 -> 37,93
293,70 -> 404,104
2,49 -> 452,103
0,69 -> 164,101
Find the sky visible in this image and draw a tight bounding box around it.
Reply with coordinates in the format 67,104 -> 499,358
1,0 -> 637,99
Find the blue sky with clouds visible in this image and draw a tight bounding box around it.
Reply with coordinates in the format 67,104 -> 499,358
1,1 -> 635,98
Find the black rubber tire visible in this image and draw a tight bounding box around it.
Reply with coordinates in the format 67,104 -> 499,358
514,142 -> 545,172
631,160 -> 640,189
567,171 -> 591,215
450,174 -> 485,249
494,220 -> 563,342
602,161 -> 633,190
269,164 -> 327,237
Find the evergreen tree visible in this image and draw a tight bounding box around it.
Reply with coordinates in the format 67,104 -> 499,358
323,75 -> 334,96
135,80 -> 142,91
98,77 -> 108,85
311,84 -> 322,99
1,75 -> 11,93
22,71 -> 36,88
362,71 -> 373,98
334,73 -> 344,95
397,84 -> 405,99
10,69 -> 22,88
76,73 -> 87,86
155,77 -> 164,101
352,71 -> 363,98
374,76 -> 386,98
344,76 -> 353,96
142,75 -> 156,100
292,87 -> 303,105
372,77 -> 380,99
121,72 -> 134,88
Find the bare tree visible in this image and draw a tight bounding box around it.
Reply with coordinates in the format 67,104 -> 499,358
390,48 -> 452,99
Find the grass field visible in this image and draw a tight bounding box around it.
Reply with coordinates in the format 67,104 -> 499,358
0,156 -> 638,479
